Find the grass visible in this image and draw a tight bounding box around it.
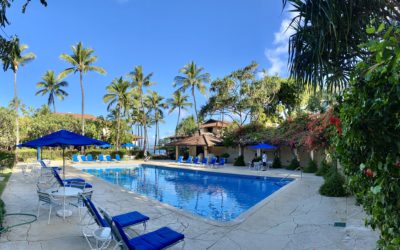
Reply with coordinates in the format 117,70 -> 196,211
0,168 -> 12,197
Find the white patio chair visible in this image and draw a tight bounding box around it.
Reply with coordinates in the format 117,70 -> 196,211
36,190 -> 63,224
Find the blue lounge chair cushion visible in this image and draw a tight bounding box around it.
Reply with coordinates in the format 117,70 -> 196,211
113,211 -> 149,228
87,154 -> 94,161
98,154 -> 105,161
72,154 -> 79,162
127,227 -> 184,250
106,155 -> 115,161
85,197 -> 110,228
81,155 -> 87,161
115,154 -> 121,161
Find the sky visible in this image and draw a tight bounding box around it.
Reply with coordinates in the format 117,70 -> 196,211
0,0 -> 293,142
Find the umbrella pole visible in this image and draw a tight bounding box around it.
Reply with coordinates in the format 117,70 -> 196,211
63,147 -> 66,180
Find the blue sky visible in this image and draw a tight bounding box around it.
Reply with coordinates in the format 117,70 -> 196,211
0,0 -> 292,141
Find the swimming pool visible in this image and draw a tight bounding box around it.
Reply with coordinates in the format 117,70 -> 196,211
81,165 -> 293,222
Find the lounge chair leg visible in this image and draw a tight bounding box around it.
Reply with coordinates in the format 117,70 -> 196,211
48,205 -> 52,224
143,221 -> 147,232
37,202 -> 40,217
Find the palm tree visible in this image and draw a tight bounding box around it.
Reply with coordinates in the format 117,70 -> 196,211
35,70 -> 68,112
282,0 -> 400,91
59,42 -> 106,135
167,91 -> 192,134
147,91 -> 166,154
174,61 -> 210,129
127,65 -> 154,157
103,77 -> 130,150
7,43 -> 35,152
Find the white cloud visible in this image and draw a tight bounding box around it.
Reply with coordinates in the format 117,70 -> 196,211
264,12 -> 296,76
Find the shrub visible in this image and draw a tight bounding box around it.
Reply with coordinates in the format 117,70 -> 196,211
316,159 -> 332,176
220,153 -> 230,159
234,155 -> 246,166
0,199 -> 5,231
151,155 -> 169,160
304,159 -> 318,173
272,156 -> 282,168
286,158 -> 300,170
319,170 -> 347,197
134,150 -> 151,159
0,151 -> 15,169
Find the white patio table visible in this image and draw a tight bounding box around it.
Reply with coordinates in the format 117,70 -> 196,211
47,187 -> 82,219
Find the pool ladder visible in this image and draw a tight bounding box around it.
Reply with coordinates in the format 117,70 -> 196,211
279,166 -> 302,183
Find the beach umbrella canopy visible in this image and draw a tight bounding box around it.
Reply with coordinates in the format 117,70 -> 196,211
248,143 -> 277,150
18,129 -> 107,178
121,143 -> 136,148
100,143 -> 113,148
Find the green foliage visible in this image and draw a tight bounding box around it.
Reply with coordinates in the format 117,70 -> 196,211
283,0 -> 399,90
0,151 -> 15,168
220,153 -> 230,159
335,24 -> 400,247
0,199 -> 5,230
316,159 -> 332,176
286,158 -> 300,170
234,155 -> 246,166
304,159 -> 318,173
272,156 -> 282,168
319,170 -> 347,197
176,116 -> 197,136
0,107 -> 15,150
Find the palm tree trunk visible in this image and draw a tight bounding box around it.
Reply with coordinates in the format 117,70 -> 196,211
53,101 -> 56,113
14,71 -> 19,163
79,71 -> 85,135
192,87 -> 199,130
176,107 -> 181,135
154,120 -> 157,154
116,107 -> 121,150
140,91 -> 148,157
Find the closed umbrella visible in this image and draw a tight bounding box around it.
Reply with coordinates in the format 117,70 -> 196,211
248,143 -> 277,150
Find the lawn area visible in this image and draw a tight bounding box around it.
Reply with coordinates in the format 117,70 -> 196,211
0,169 -> 12,196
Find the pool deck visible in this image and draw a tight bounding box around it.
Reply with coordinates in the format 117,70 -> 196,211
1,160 -> 379,249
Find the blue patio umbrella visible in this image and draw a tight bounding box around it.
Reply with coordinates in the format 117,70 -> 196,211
248,143 -> 277,150
18,129 -> 107,178
121,142 -> 136,148
100,143 -> 113,148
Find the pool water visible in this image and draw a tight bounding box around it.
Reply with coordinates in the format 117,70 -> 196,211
82,165 -> 293,222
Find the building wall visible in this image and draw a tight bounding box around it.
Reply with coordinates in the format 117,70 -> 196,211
210,145 -> 326,167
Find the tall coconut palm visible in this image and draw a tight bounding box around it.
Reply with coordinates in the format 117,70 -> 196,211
167,91 -> 192,134
7,43 -> 35,153
35,70 -> 68,113
103,77 -> 130,150
147,91 -> 167,154
59,42 -> 106,135
127,65 -> 154,157
174,61 -> 210,129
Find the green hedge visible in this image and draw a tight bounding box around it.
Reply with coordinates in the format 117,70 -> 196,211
0,199 -> 5,231
286,158 -> 300,170
234,155 -> 246,166
17,148 -> 133,161
272,156 -> 282,168
0,151 -> 15,168
304,159 -> 318,173
319,170 -> 347,197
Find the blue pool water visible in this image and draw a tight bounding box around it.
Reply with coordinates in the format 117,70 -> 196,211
82,165 -> 293,222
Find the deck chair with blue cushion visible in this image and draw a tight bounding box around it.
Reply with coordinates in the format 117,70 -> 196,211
52,168 -> 92,189
98,154 -> 105,162
201,157 -> 208,165
80,155 -> 88,162
209,157 -> 217,167
214,158 -> 225,168
106,155 -> 115,162
72,154 -> 80,163
100,207 -> 184,250
86,154 -> 95,162
81,195 -> 149,250
185,156 -> 193,164
115,154 -> 122,162
192,157 -> 199,165
176,156 -> 183,164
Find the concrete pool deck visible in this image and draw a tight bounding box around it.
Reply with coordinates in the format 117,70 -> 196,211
1,160 -> 379,249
